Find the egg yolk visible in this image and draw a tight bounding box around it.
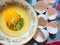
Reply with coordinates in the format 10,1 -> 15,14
4,10 -> 19,24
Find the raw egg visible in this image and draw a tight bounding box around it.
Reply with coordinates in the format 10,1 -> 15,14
3,8 -> 19,24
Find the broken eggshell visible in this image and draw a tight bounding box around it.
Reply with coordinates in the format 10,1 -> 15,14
38,14 -> 48,28
33,28 -> 49,43
46,8 -> 58,20
46,21 -> 59,34
34,1 -> 48,14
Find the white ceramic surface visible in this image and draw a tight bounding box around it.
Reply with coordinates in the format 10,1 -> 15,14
0,0 -> 38,45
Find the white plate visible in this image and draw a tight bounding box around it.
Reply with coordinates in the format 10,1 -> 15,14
0,0 -> 38,45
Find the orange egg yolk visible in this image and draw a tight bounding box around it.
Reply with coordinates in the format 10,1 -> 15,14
4,10 -> 19,24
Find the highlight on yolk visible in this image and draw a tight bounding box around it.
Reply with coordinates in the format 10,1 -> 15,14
3,10 -> 20,24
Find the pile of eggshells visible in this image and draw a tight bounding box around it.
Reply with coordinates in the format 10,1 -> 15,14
33,0 -> 59,43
